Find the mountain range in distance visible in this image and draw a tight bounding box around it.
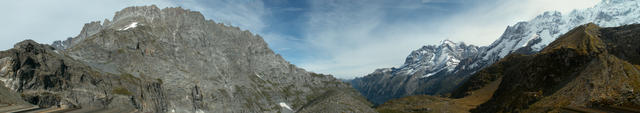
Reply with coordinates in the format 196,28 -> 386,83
376,23 -> 640,113
0,5 -> 374,113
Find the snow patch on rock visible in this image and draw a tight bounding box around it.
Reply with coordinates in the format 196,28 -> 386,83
119,22 -> 139,30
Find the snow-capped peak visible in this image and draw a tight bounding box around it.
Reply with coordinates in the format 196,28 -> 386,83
352,0 -> 640,106
480,0 -> 640,64
396,40 -> 479,77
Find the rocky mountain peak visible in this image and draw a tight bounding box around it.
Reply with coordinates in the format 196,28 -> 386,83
542,23 -> 605,55
534,11 -> 562,20
441,39 -> 457,47
53,5 -> 213,51
14,39 -> 39,50
408,40 -> 478,70
352,39 -> 482,105
52,21 -> 104,50
403,40 -> 472,68
452,23 -> 640,113
2,5 -> 376,113
112,5 -> 162,23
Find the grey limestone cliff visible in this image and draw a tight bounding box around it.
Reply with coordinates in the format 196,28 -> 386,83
1,5 -> 374,113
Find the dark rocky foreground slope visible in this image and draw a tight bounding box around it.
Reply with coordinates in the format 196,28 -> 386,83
450,23 -> 640,113
0,5 -> 375,113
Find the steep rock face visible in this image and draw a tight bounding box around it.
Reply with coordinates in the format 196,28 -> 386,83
453,23 -> 640,113
0,40 -> 165,111
2,5 -> 375,113
351,40 -> 484,104
52,21 -> 104,50
352,0 -> 640,105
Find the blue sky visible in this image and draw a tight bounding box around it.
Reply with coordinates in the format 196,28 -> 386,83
0,0 -> 600,79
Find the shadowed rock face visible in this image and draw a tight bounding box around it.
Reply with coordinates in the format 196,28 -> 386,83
1,5 -> 375,113
452,23 -> 640,113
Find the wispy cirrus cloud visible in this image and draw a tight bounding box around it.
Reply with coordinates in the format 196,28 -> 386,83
177,0 -> 269,33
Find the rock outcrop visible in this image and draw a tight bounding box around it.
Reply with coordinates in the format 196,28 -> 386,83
0,40 -> 156,111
